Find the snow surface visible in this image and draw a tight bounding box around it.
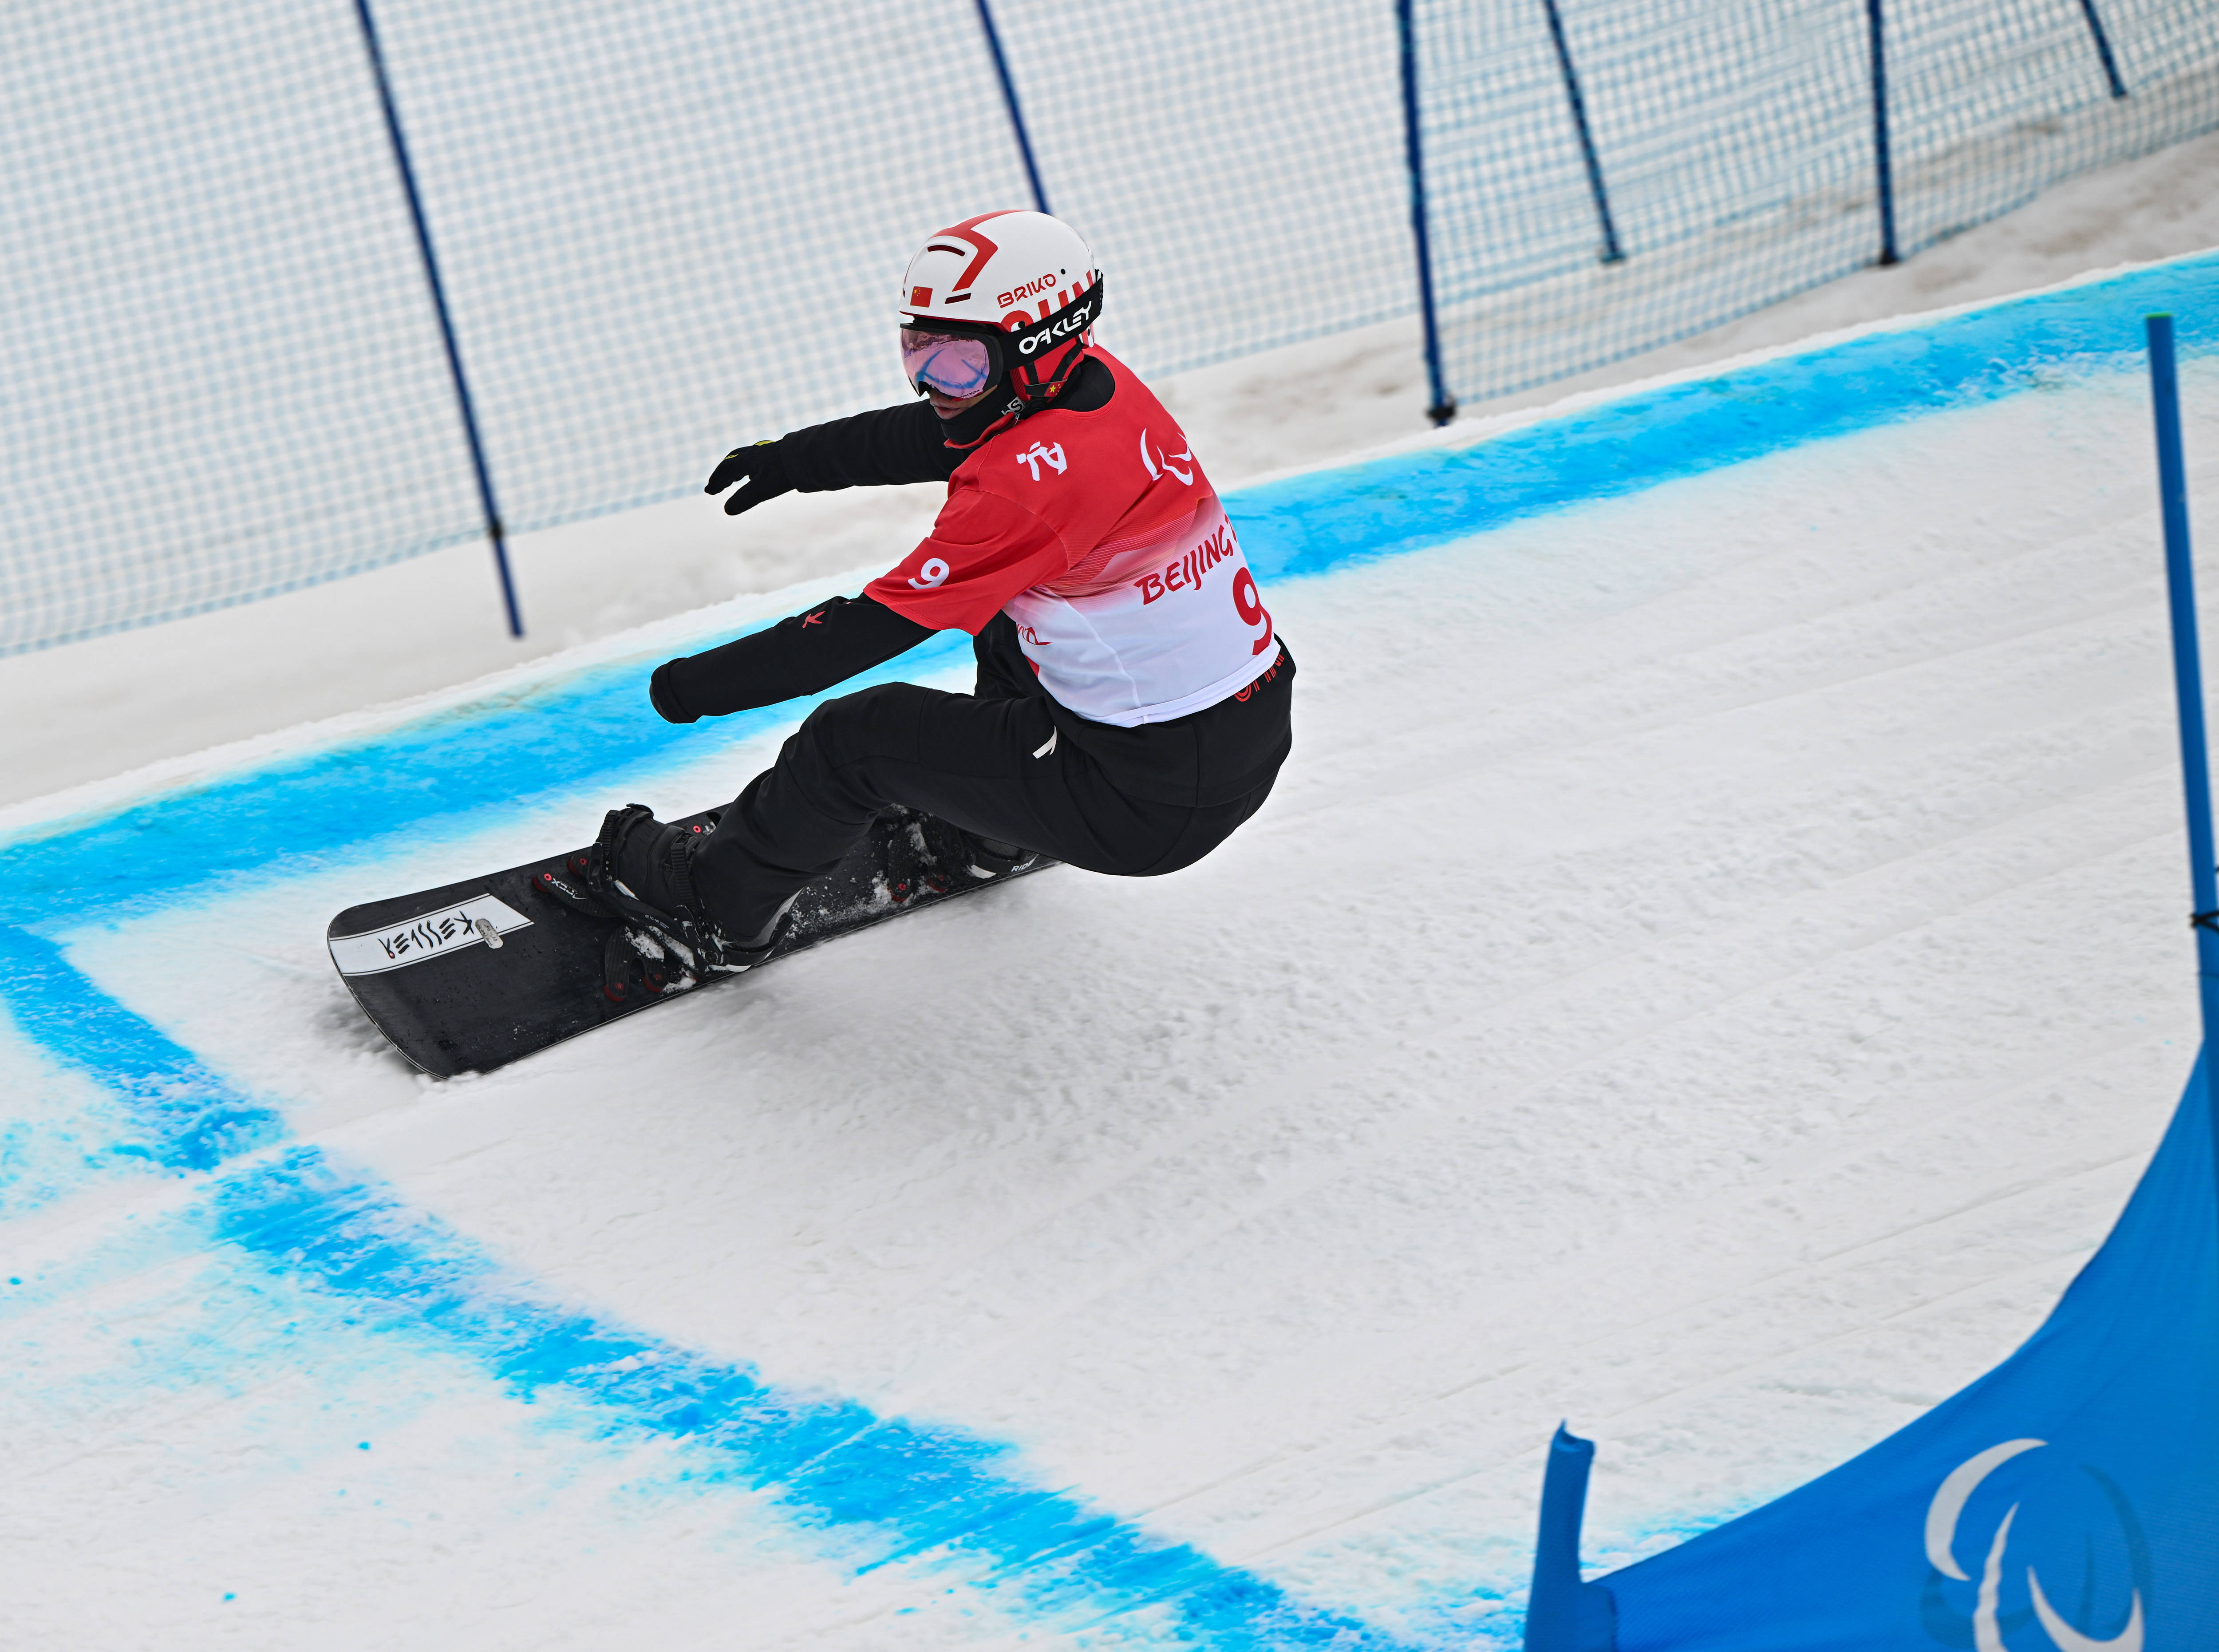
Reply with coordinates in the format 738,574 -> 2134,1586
5,128 -> 2218,807
4,155 -> 2219,1643
4,192 -> 2219,1646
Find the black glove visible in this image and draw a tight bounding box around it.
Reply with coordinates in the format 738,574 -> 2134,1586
648,660 -> 698,724
704,439 -> 795,516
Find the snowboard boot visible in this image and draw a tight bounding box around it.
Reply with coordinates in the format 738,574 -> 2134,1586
919,814 -> 1037,881
880,809 -> 948,906
584,804 -> 794,976
951,830 -> 1034,880
882,811 -> 1038,906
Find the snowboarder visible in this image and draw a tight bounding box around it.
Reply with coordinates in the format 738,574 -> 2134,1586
584,210 -> 1293,967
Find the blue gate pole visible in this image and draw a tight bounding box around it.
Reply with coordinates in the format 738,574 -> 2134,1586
1867,0 -> 1899,266
1539,0 -> 1623,264
2146,312 -> 2219,1212
1397,0 -> 1456,427
2075,0 -> 2130,101
352,0 -> 523,640
974,0 -> 1050,216
1524,1424 -> 1596,1652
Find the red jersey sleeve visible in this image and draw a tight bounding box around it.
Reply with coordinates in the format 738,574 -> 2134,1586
866,482 -> 1072,635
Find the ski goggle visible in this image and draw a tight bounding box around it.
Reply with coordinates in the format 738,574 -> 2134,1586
900,326 -> 1000,398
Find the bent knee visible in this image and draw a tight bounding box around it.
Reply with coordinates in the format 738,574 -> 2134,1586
795,682 -> 934,758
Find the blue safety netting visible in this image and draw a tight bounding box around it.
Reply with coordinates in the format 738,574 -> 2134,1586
2,3 -> 480,656
1412,0 -> 2219,411
6,0 -> 2219,655
0,0 -> 1398,656
345,0 -> 1036,561
983,0 -> 1414,379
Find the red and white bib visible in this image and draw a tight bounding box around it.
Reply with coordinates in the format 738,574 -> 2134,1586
866,350 -> 1276,727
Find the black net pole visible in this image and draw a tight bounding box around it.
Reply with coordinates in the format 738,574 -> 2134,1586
1868,0 -> 1900,266
352,0 -> 523,639
974,0 -> 1051,215
2077,0 -> 2131,100
1398,0 -> 1456,427
1540,0 -> 1623,264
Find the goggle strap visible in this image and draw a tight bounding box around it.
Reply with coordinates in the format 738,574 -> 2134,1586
996,274 -> 1103,375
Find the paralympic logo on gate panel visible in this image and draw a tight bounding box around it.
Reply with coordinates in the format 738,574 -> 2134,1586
1923,1439 -> 2146,1652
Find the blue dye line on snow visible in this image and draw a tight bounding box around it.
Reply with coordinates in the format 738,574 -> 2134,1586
197,1148 -> 1418,1647
0,925 -> 283,1174
1236,251 -> 2219,579
2,252 -> 2214,1641
0,927 -> 1418,1644
0,630 -> 974,933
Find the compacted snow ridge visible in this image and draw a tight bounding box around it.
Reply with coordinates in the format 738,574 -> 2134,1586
3,150 -> 2218,1649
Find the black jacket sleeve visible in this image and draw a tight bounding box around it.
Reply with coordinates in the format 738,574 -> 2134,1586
773,357 -> 1108,494
777,401 -> 963,492
650,595 -> 936,722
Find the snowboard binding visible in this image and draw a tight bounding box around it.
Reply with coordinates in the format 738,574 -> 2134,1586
533,849 -> 698,1001
529,804 -> 1031,1007
533,804 -> 794,991
532,854 -> 604,920
601,925 -> 680,1004
879,809 -> 1041,907
336,801 -> 1055,1076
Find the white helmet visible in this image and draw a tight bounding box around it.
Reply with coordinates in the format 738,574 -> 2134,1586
897,210 -> 1102,415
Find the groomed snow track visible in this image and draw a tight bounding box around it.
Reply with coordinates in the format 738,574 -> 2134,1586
3,255 -> 2216,1649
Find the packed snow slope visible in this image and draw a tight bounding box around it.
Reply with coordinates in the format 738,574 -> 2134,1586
4,255 -> 2217,1649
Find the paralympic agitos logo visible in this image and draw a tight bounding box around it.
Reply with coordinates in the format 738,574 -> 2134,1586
1922,1439 -> 2149,1652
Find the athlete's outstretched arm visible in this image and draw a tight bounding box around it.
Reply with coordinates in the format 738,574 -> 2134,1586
705,403 -> 962,515
649,595 -> 935,722
779,402 -> 962,490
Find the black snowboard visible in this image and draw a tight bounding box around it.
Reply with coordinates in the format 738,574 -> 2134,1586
327,807 -> 1052,1077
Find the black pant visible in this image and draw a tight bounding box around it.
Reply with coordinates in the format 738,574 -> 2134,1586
691,632 -> 1293,940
